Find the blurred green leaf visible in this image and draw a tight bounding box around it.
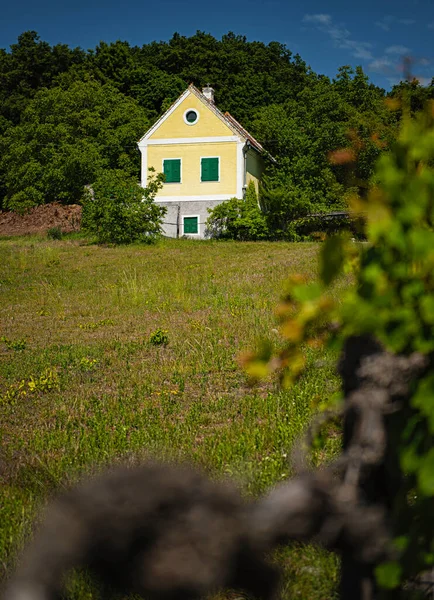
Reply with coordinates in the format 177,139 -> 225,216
375,561 -> 402,589
319,236 -> 345,287
418,449 -> 434,496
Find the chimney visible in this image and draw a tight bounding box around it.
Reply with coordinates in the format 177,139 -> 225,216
202,85 -> 215,104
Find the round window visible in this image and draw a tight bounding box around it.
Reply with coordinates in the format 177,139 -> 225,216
184,109 -> 199,125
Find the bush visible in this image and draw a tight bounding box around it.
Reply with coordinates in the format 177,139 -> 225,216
259,180 -> 313,239
206,181 -> 269,241
47,226 -> 62,240
82,169 -> 166,245
287,213 -> 366,241
6,188 -> 45,214
148,328 -> 169,346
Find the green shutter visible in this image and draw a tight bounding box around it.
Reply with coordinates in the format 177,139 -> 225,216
184,217 -> 198,234
201,157 -> 219,182
164,159 -> 181,183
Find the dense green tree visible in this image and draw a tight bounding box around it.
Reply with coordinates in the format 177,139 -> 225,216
334,65 -> 385,112
206,181 -> 269,240
250,84 -> 349,232
0,31 -> 86,123
250,69 -> 397,231
0,79 -> 148,211
390,77 -> 434,116
82,168 -> 166,244
138,31 -> 312,125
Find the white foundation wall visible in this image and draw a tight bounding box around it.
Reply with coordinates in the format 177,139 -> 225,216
157,199 -> 229,238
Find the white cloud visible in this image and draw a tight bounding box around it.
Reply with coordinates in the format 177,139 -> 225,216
369,57 -> 394,72
344,40 -> 373,60
375,15 -> 394,31
303,13 -> 373,60
302,12 -> 422,85
375,15 -> 416,31
303,14 -> 332,26
375,21 -> 390,31
385,45 -> 410,55
368,52 -> 428,81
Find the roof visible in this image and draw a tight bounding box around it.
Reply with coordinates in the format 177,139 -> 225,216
222,111 -> 264,154
139,84 -> 276,162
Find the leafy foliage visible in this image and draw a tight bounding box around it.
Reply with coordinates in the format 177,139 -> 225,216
81,169 -> 166,245
1,336 -> 27,352
245,103 -> 434,589
206,181 -> 269,240
0,31 -> 87,124
148,328 -> 169,346
284,213 -> 365,242
389,76 -> 434,118
47,226 -> 62,240
0,79 -> 149,211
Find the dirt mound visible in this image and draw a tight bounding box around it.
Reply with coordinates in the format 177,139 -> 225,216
0,203 -> 82,237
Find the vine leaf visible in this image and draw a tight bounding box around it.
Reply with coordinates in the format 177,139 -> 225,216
375,561 -> 402,589
417,448 -> 434,496
319,235 -> 345,287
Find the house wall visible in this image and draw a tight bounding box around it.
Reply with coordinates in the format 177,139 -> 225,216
158,199 -> 225,238
246,149 -> 264,194
148,142 -> 238,199
139,88 -> 267,239
147,94 -> 232,140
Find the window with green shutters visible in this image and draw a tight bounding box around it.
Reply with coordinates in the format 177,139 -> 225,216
201,157 -> 219,182
183,216 -> 199,235
163,159 -> 181,183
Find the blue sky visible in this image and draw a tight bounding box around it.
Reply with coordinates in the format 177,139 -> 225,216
1,0 -> 433,90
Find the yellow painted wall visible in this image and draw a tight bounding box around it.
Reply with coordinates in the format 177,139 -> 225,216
148,93 -> 233,140
246,150 -> 264,193
148,142 -> 238,197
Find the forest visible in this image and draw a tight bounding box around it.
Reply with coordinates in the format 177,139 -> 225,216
0,30 -> 433,234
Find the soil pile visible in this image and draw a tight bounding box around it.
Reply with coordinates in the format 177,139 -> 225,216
0,203 -> 82,237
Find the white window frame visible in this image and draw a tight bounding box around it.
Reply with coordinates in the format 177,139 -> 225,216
182,214 -> 200,236
200,156 -> 220,183
183,108 -> 200,126
162,158 -> 182,184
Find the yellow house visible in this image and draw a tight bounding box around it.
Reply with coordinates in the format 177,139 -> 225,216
138,84 -> 273,238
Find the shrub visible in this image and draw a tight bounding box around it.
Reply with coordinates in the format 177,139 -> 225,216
206,181 -> 269,241
1,336 -> 26,351
82,169 -> 166,245
6,188 -> 44,214
47,226 -> 62,240
287,213 -> 366,241
148,328 -> 169,346
259,180 -> 313,239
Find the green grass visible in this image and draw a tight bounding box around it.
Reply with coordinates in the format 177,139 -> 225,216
0,235 -> 348,599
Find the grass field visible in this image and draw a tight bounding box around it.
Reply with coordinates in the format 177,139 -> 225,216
0,235 -> 346,599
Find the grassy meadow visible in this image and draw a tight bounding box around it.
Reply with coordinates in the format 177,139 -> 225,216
0,235 -> 347,599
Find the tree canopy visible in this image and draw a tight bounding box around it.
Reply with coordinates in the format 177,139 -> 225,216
0,78 -> 148,211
